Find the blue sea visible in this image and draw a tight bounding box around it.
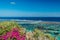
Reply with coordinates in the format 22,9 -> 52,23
0,17 -> 60,22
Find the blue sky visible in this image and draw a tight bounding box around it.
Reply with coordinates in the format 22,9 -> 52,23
0,0 -> 60,17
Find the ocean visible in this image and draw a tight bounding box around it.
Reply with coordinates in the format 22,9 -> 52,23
0,17 -> 60,22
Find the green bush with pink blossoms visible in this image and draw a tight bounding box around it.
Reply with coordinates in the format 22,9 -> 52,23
0,21 -> 26,40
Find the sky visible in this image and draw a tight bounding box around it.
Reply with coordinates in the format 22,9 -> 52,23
0,0 -> 60,17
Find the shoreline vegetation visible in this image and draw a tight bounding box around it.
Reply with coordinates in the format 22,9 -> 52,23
0,21 -> 59,40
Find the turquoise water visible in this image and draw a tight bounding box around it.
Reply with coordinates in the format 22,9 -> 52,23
57,36 -> 60,40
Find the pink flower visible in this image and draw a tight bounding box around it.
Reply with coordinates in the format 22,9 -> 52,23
1,28 -> 26,40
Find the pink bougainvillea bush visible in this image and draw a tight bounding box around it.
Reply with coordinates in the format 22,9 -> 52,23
0,21 -> 26,40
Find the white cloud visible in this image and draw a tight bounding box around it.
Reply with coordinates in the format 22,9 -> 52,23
10,2 -> 16,5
